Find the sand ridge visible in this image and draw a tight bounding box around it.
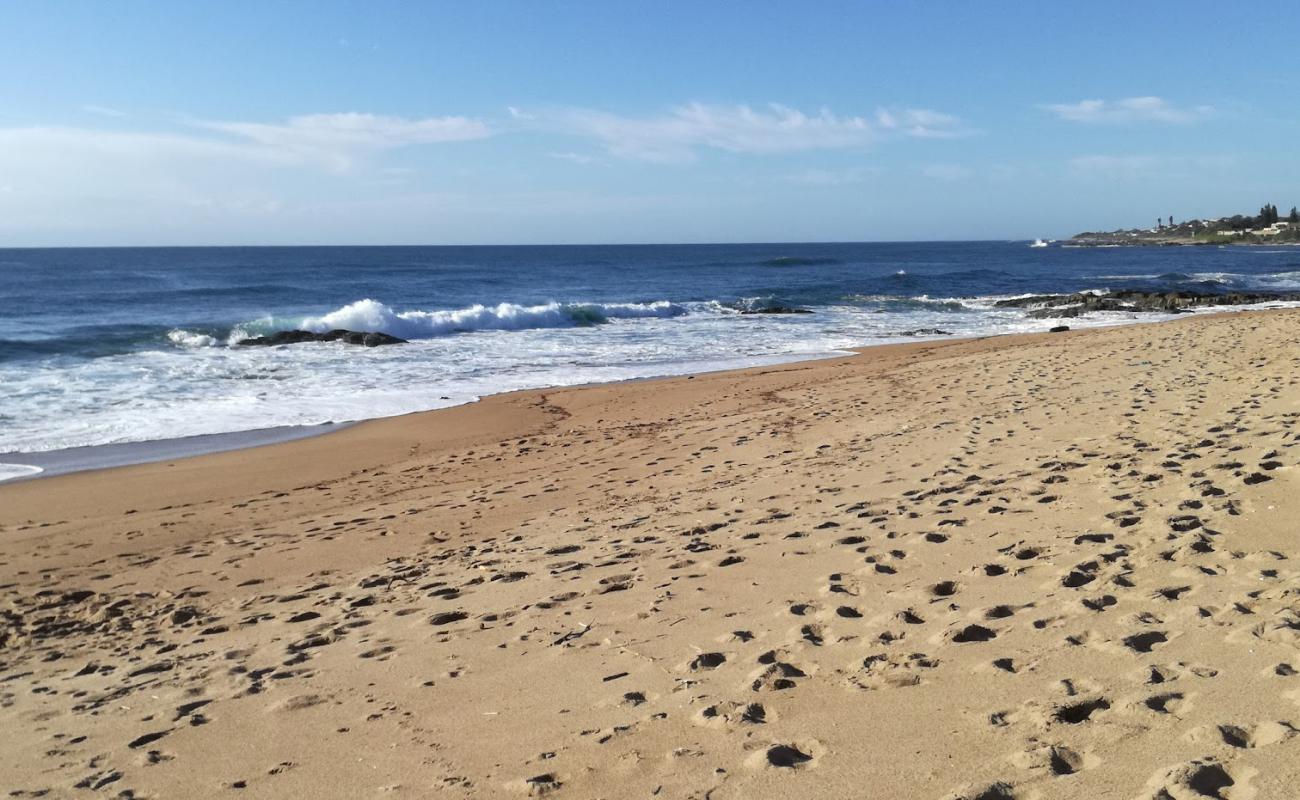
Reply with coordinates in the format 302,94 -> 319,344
2,310 -> 1300,798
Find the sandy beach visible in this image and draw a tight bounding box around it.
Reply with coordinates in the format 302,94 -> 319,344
4,309 -> 1300,799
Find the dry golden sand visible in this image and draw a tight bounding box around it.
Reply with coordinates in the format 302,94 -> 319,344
3,310 -> 1300,799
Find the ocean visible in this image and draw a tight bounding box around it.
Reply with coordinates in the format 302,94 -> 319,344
3,241 -> 1299,480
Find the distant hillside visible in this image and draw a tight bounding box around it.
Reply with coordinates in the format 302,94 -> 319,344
1071,204 -> 1300,246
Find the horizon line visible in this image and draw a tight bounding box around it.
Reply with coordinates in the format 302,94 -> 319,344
0,237 -> 1050,250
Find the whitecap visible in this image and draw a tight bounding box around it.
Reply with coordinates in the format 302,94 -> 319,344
295,298 -> 688,340
167,329 -> 220,348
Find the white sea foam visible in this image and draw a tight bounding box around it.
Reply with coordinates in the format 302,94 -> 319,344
297,298 -> 688,340
0,463 -> 43,483
844,294 -> 970,308
7,290 -> 1300,458
167,329 -> 220,348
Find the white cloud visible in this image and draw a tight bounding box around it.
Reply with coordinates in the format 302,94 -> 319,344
197,112 -> 491,170
0,127 -> 295,172
82,104 -> 127,118
0,113 -> 494,240
1043,96 -> 1213,124
524,102 -> 964,162
547,151 -> 604,165
0,127 -> 299,215
876,108 -> 967,138
0,113 -> 492,186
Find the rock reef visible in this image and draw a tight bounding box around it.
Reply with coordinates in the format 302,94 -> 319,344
994,290 -> 1300,319
235,329 -> 408,347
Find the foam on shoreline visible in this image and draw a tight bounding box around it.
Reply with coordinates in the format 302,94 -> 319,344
0,464 -> 44,483
0,422 -> 349,483
6,304 -> 1298,483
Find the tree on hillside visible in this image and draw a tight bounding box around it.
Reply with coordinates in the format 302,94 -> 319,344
1290,206 -> 1299,224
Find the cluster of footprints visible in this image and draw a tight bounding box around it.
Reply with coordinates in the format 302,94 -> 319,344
2,313 -> 1300,798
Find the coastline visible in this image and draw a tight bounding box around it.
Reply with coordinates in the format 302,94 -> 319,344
0,422 -> 352,484
4,308 -> 1300,798
0,348 -> 852,485
10,240 -> 1300,470
2,302 -> 1291,485
1064,240 -> 1300,248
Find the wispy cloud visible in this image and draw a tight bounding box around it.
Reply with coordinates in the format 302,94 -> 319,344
0,113 -> 493,182
82,104 -> 127,118
197,112 -> 492,170
522,102 -> 965,163
875,108 -> 968,138
0,127 -> 293,170
1043,96 -> 1213,124
547,151 -> 604,166
0,112 -> 496,238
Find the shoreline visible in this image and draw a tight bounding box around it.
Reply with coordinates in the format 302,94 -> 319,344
0,421 -> 353,484
2,302 -> 1291,485
0,306 -> 1271,517
1065,241 -> 1300,248
0,349 -> 852,484
4,307 -> 1300,798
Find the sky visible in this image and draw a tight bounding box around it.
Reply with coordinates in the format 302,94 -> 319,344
1,1 -> 1298,246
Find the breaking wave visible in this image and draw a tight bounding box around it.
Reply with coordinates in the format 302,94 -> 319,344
295,298 -> 690,340
167,329 -> 221,348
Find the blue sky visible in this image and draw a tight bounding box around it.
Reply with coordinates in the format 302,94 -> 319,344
2,1 -> 1297,245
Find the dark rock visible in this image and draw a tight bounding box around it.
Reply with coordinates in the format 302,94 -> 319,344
235,329 -> 407,347
736,306 -> 814,315
894,328 -> 953,336
1049,325 -> 1070,333
995,290 -> 1300,319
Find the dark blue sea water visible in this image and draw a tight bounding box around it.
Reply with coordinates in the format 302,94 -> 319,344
3,241 -> 1299,477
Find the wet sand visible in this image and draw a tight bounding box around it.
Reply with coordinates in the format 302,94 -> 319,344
3,310 -> 1299,799
0,422 -> 352,483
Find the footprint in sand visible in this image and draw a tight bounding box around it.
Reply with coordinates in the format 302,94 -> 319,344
744,739 -> 824,770
1137,759 -> 1256,800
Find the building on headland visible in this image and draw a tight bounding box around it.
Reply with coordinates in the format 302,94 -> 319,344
1072,205 -> 1299,245
1207,222 -> 1288,237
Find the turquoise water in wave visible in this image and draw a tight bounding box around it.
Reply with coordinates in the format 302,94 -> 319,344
2,241 -> 1299,463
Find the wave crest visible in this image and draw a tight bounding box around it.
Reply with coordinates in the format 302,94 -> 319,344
297,298 -> 688,339
167,329 -> 220,348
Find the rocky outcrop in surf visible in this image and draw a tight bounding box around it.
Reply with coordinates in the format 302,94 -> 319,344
235,329 -> 408,347
736,306 -> 814,315
994,290 -> 1300,319
891,328 -> 953,336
